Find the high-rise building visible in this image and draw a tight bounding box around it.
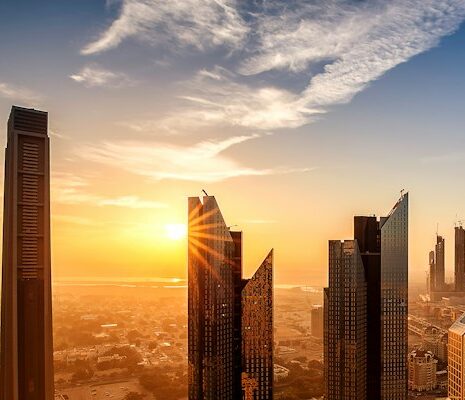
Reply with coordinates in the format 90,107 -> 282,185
429,250 -> 436,294
241,251 -> 273,400
311,306 -> 323,339
324,240 -> 367,400
0,106 -> 54,399
325,193 -> 408,400
188,195 -> 273,400
435,235 -> 445,291
448,312 -> 465,399
407,350 -> 437,392
455,226 -> 465,292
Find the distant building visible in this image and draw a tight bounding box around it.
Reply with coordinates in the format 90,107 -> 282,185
324,193 -> 409,400
0,106 -> 54,398
456,226 -> 465,292
421,328 -> 448,363
311,306 -> 323,339
407,350 -> 437,391
188,195 -> 273,400
273,364 -> 290,382
448,312 -> 465,399
429,250 -> 436,294
436,236 -> 446,291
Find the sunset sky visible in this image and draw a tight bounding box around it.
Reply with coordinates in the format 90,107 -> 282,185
1,1 -> 465,286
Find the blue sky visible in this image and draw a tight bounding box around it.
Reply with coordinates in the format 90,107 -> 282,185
0,0 -> 465,285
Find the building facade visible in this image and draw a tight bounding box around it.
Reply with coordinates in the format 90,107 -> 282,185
407,350 -> 437,392
448,312 -> 465,400
379,194 -> 409,400
188,195 -> 273,400
456,226 -> 465,292
435,235 -> 446,291
325,193 -> 408,400
0,106 -> 54,399
324,240 -> 367,400
241,251 -> 273,400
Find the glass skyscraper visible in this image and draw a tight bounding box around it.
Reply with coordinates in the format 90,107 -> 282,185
188,195 -> 273,400
325,193 -> 408,400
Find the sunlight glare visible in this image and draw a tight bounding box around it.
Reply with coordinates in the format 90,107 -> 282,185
165,223 -> 187,240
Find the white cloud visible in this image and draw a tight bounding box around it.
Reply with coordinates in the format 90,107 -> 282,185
52,173 -> 166,208
70,65 -> 133,88
128,0 -> 465,134
0,82 -> 41,104
81,0 -> 248,55
76,133 -> 310,182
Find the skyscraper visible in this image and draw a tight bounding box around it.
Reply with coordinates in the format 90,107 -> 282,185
0,106 -> 54,399
324,240 -> 367,400
241,251 -> 273,400
429,250 -> 436,294
455,226 -> 465,292
325,193 -> 408,400
435,235 -> 445,291
448,312 -> 465,399
188,195 -> 273,400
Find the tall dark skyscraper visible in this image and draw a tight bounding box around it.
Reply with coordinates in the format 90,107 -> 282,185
325,193 -> 408,400
429,250 -> 436,294
455,226 -> 465,292
435,235 -> 445,291
188,195 -> 273,400
429,234 -> 445,293
0,106 -> 54,399
324,240 -> 367,400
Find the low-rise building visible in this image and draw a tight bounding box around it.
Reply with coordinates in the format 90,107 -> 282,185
408,349 -> 437,391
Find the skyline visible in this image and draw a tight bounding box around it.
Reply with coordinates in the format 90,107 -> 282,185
2,1 -> 465,285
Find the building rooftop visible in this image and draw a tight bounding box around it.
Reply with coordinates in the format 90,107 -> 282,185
449,312 -> 465,336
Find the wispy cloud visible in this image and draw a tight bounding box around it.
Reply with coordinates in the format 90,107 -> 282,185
81,0 -> 248,55
0,82 -> 41,104
52,173 -> 166,208
110,1 -> 465,134
76,133 -> 310,182
70,64 -> 133,88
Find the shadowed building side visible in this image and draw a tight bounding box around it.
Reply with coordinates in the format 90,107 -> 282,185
455,226 -> 465,292
241,250 -> 273,400
0,106 -> 54,399
324,240 -> 367,400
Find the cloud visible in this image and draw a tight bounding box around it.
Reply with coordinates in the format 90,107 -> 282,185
76,133 -> 310,182
81,0 -> 248,55
70,65 -> 133,88
127,0 -> 465,134
52,173 -> 166,208
0,82 -> 41,104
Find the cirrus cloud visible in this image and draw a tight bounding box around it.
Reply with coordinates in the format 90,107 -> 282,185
76,133 -> 310,182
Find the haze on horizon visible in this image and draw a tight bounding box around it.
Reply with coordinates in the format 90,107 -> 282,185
1,0 -> 465,287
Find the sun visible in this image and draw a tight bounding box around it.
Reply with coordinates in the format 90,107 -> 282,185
164,223 -> 187,240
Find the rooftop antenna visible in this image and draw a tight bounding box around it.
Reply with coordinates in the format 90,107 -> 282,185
436,223 -> 439,237
400,188 -> 405,198
202,189 -> 209,196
